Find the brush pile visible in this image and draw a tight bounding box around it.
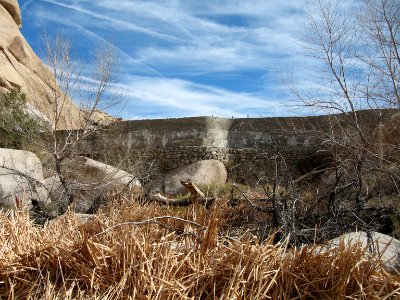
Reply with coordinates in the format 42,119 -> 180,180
0,196 -> 399,299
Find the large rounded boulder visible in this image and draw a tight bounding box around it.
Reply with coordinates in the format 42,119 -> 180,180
154,159 -> 227,195
325,231 -> 400,273
45,156 -> 141,213
65,156 -> 141,189
0,148 -> 48,210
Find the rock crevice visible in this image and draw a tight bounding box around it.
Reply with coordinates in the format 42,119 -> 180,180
0,0 -> 21,28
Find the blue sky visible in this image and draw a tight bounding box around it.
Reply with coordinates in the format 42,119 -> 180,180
18,0 -> 313,119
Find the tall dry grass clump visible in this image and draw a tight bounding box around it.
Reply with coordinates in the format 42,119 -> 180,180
0,196 -> 399,299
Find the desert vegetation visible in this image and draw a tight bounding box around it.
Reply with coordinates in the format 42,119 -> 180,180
1,196 -> 400,299
0,0 -> 400,298
0,88 -> 44,149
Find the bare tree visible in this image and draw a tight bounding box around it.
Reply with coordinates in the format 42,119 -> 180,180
360,0 -> 400,107
291,0 -> 399,224
34,33 -> 120,209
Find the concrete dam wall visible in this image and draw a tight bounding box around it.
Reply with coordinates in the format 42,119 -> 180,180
77,110 -> 392,182
112,116 -> 321,149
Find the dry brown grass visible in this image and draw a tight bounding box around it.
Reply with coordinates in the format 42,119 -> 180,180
0,196 -> 399,299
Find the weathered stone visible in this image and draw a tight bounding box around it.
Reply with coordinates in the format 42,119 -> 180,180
152,159 -> 227,195
0,1 -> 101,129
44,175 -> 66,203
66,156 -> 141,190
0,75 -> 11,88
326,231 -> 400,273
0,0 -> 20,27
0,50 -> 22,87
0,148 -> 48,210
45,156 -> 141,213
83,109 -> 116,126
44,175 -> 92,213
45,212 -> 95,228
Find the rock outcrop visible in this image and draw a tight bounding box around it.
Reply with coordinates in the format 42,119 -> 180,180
0,148 -> 48,210
0,0 -> 81,128
0,0 -> 21,27
87,109 -> 118,126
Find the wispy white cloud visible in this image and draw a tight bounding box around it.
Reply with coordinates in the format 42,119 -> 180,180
35,0 -> 307,74
107,75 -> 289,119
20,0 -> 34,13
41,0 -> 178,41
92,0 -> 306,74
22,0 -> 323,119
71,74 -> 290,118
31,8 -> 164,77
